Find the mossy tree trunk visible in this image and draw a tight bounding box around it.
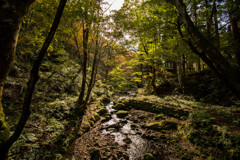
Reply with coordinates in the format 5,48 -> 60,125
0,0 -> 67,158
0,0 -> 36,158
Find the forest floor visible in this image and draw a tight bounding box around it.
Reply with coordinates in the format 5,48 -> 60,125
71,94 -> 240,160
3,63 -> 240,159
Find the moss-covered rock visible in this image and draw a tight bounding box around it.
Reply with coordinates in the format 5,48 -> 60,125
122,99 -> 189,119
113,103 -> 131,111
97,108 -> 108,116
100,96 -> 111,104
116,110 -> 129,118
147,120 -> 178,131
144,153 -> 155,160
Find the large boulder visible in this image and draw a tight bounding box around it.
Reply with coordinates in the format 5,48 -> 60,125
121,99 -> 189,119
113,103 -> 132,111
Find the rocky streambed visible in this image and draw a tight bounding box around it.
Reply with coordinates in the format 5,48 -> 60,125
101,99 -> 151,160
72,95 -> 210,160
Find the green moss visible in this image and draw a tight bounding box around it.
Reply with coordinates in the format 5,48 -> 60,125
116,110 -> 129,118
155,114 -> 166,120
97,108 -> 108,116
147,120 -> 178,131
144,153 -> 155,160
0,110 -> 10,143
94,113 -> 100,121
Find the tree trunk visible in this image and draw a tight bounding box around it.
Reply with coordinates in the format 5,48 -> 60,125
197,57 -> 201,72
0,0 -> 67,158
166,0 -> 240,97
172,61 -> 177,75
76,22 -> 90,112
213,1 -> 220,49
84,30 -> 99,106
177,61 -> 183,93
151,66 -> 157,95
182,54 -> 186,75
227,0 -> 240,67
0,0 -> 36,158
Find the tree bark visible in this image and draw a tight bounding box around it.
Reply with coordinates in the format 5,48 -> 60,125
0,0 -> 36,158
182,54 -> 186,75
227,0 -> 240,67
76,22 -> 90,112
177,61 -> 183,93
213,1 -> 220,49
0,0 -> 67,158
165,0 -> 240,97
151,66 -> 157,95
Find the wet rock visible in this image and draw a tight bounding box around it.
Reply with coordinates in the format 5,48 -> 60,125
116,110 -> 129,118
98,108 -> 108,116
123,137 -> 132,144
121,120 -> 128,124
108,123 -> 121,129
90,148 -> 101,160
131,123 -> 137,129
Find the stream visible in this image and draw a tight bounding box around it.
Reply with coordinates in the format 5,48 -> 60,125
101,95 -> 150,160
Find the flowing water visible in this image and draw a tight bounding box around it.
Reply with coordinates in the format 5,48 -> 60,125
101,95 -> 150,160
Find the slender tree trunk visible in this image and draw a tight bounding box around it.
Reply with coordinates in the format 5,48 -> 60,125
213,1 -> 220,49
141,63 -> 143,87
0,0 -> 67,158
172,61 -> 177,75
151,66 -> 157,95
76,22 -> 89,109
182,54 -> 186,75
205,0 -> 211,36
227,0 -> 240,67
84,30 -> 99,106
177,61 -> 183,93
197,57 -> 201,72
168,0 -> 240,96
